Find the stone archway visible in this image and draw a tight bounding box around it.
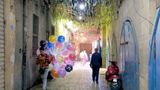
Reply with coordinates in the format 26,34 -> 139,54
119,20 -> 139,90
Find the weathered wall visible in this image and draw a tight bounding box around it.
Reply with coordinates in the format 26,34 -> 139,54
112,0 -> 156,90
10,0 -> 50,89
5,0 -> 16,90
25,0 -> 48,88
14,0 -> 23,89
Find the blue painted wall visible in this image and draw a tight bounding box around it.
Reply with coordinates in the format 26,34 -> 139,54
149,8 -> 160,90
120,20 -> 139,90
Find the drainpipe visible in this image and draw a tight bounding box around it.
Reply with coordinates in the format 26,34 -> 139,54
22,0 -> 27,90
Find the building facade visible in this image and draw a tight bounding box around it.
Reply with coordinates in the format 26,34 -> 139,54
112,0 -> 157,90
4,0 -> 52,90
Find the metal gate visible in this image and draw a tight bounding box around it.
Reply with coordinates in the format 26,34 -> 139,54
0,0 -> 4,89
149,8 -> 160,90
120,20 -> 139,90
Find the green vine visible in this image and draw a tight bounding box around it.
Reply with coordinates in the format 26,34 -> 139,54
51,0 -> 116,28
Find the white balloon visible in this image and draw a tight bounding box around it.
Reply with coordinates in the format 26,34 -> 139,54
48,64 -> 54,71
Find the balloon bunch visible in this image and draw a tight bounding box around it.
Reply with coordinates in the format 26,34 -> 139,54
46,35 -> 76,78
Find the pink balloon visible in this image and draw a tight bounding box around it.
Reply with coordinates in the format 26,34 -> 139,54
55,42 -> 62,49
64,57 -> 69,62
69,54 -> 76,61
67,44 -> 75,51
61,49 -> 69,57
60,62 -> 66,69
64,60 -> 74,66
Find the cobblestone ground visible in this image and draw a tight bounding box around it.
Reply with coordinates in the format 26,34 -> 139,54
31,62 -> 109,90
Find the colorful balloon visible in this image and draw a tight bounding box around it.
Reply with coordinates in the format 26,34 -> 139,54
69,54 -> 76,61
54,63 -> 61,71
67,43 -> 75,51
48,42 -> 54,48
64,59 -> 74,66
55,42 -> 62,49
65,64 -> 73,72
49,35 -> 56,43
51,69 -> 59,78
57,55 -> 64,63
48,64 -> 54,71
58,35 -> 65,43
61,48 -> 69,57
61,62 -> 66,69
50,48 -> 58,56
58,69 -> 66,78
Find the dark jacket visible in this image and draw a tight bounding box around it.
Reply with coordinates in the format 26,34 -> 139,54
90,52 -> 102,68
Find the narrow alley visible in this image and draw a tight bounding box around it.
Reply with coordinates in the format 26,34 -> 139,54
2,0 -> 160,90
31,62 -> 108,90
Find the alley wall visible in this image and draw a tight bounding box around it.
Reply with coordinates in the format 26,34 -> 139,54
5,0 -> 16,90
112,0 -> 157,90
25,0 -> 49,89
12,0 -> 51,89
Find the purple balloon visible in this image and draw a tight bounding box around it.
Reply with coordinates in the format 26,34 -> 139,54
58,69 -> 66,78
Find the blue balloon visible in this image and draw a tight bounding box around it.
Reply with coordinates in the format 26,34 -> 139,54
58,35 -> 65,43
48,42 -> 54,48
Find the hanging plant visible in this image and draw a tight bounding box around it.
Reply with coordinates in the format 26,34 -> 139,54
51,0 -> 116,29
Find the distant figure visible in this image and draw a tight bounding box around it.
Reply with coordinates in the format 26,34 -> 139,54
90,48 -> 102,84
79,51 -> 83,61
79,50 -> 88,65
82,50 -> 88,65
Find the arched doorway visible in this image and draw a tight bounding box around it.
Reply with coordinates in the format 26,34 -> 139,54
119,20 -> 139,90
149,8 -> 160,90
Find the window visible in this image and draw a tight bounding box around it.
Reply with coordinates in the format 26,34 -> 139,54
32,14 -> 39,56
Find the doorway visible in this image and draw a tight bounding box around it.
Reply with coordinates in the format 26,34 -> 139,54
120,20 -> 139,90
149,8 -> 160,90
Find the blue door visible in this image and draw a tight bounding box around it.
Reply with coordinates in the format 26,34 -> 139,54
149,8 -> 160,90
120,20 -> 139,90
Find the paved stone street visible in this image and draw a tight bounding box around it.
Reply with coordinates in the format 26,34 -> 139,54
31,62 -> 109,90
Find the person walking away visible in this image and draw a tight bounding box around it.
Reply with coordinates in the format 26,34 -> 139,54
90,48 -> 102,84
36,47 -> 51,90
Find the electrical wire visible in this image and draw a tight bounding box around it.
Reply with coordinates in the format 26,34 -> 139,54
133,0 -> 153,25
